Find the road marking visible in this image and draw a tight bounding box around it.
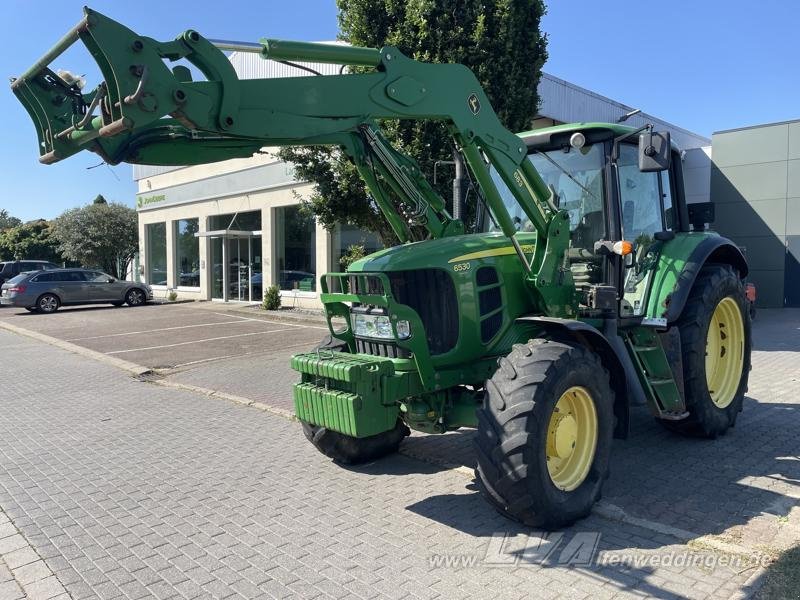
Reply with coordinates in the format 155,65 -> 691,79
66,319 -> 259,341
210,312 -> 329,331
105,327 -> 299,354
172,341 -> 318,368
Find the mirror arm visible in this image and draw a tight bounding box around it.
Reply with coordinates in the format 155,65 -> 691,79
611,123 -> 652,162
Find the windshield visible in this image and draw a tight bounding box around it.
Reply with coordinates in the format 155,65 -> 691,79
6,273 -> 29,285
487,143 -> 606,238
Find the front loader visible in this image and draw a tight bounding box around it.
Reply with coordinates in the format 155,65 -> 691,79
13,8 -> 751,529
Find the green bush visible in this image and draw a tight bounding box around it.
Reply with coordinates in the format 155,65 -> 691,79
167,290 -> 178,302
339,244 -> 366,271
262,285 -> 281,311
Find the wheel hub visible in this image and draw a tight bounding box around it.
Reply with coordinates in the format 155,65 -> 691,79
705,296 -> 745,408
549,413 -> 577,458
546,386 -> 598,492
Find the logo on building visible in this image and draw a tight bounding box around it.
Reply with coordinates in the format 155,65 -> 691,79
136,194 -> 166,209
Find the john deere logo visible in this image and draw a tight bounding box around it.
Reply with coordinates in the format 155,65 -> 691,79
468,93 -> 481,115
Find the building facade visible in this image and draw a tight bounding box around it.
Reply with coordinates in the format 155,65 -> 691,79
135,52 -> 709,308
711,119 -> 800,307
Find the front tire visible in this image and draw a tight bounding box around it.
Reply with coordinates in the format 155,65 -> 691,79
659,265 -> 751,438
300,334 -> 410,464
475,340 -> 614,529
125,288 -> 146,306
302,420 -> 410,465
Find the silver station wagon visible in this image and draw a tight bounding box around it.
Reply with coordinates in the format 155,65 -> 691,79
0,269 -> 153,313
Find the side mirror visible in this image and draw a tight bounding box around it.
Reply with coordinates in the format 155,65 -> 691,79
639,130 -> 671,172
107,277 -> 115,283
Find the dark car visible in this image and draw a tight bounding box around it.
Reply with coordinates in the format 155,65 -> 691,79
0,268 -> 153,313
0,260 -> 60,287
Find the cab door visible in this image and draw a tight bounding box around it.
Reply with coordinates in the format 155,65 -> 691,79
616,143 -> 674,317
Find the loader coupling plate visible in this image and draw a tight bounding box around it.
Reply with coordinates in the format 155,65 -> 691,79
291,352 -> 401,438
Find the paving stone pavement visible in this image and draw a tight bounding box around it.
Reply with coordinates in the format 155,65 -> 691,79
0,309 -> 798,599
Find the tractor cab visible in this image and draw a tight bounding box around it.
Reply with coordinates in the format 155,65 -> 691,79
488,123 -> 686,318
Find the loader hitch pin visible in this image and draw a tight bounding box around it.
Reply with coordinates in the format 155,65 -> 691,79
57,84 -> 107,140
123,65 -> 149,106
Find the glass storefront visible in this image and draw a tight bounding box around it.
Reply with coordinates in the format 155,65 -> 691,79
275,206 -> 316,292
331,224 -> 383,271
175,218 -> 200,287
145,222 -> 167,286
208,211 -> 262,302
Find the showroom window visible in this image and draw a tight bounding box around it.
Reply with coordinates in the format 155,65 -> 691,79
275,206 -> 316,292
145,222 -> 167,286
331,224 -> 383,271
175,218 -> 200,287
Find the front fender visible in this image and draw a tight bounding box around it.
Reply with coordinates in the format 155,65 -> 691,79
516,316 -> 637,439
646,233 -> 748,324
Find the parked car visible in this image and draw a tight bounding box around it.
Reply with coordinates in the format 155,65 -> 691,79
0,260 -> 60,287
0,269 -> 152,313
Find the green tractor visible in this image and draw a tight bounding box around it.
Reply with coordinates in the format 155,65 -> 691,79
14,8 -> 751,528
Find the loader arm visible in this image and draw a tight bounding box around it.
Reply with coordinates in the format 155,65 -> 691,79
11,7 -> 575,315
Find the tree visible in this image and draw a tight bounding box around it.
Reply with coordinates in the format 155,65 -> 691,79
278,0 -> 547,244
93,194 -> 108,205
0,220 -> 62,262
51,202 -> 138,279
0,209 -> 22,231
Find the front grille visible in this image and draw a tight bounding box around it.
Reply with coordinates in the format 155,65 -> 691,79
355,338 -> 411,358
388,268 -> 458,355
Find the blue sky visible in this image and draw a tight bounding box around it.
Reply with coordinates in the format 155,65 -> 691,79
2,0 -> 798,221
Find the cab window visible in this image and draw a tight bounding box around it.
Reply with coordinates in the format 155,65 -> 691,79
618,144 -> 668,316
618,144 -> 664,240
488,143 -> 606,246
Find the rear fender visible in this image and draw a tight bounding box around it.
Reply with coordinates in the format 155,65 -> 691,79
647,234 -> 748,323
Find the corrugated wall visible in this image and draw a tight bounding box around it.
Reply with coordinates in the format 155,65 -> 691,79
538,74 -> 709,150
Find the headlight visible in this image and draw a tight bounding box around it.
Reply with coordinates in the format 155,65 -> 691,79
352,313 -> 393,339
396,319 -> 411,339
351,312 -> 412,340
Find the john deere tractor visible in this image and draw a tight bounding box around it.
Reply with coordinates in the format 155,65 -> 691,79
13,8 -> 751,528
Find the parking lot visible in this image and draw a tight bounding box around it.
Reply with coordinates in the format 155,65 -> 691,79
1,302 -> 799,599
0,302 -> 327,411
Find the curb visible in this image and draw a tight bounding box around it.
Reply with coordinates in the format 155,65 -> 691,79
0,321 -> 151,377
152,379 -> 296,422
191,301 -> 328,326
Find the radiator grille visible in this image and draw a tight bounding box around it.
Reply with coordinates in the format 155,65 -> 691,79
355,339 -> 411,358
387,269 -> 459,355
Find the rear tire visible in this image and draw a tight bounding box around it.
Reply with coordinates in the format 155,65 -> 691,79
300,334 -> 410,465
475,339 -> 614,529
659,265 -> 751,438
37,294 -> 60,313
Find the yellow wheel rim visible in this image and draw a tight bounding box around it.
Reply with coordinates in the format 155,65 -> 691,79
705,297 -> 745,408
546,386 -> 598,491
